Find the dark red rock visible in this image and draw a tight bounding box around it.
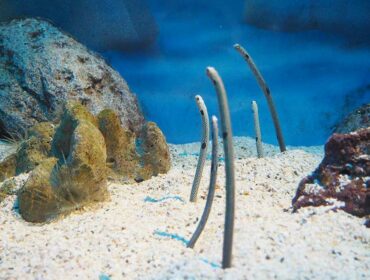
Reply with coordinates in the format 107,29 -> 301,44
292,128 -> 370,219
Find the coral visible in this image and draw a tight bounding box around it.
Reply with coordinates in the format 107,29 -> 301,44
206,67 -> 236,269
0,154 -> 16,182
0,122 -> 54,182
56,120 -> 108,205
18,102 -> 109,223
18,157 -> 62,223
292,128 -> 370,220
251,100 -> 264,158
16,128 -> 53,174
136,122 -> 171,181
188,116 -> 219,248
190,95 -> 210,202
234,43 -> 286,152
97,109 -> 139,180
52,102 -> 97,160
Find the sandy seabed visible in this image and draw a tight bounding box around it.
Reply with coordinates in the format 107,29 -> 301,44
0,137 -> 369,279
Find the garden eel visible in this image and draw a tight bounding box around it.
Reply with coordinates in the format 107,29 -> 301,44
251,101 -> 264,158
187,116 -> 218,248
234,43 -> 286,152
189,95 -> 210,202
206,67 -> 235,269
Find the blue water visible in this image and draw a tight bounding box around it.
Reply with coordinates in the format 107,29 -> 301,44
103,0 -> 370,146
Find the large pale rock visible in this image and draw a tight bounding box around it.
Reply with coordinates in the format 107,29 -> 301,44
0,18 -> 144,138
0,0 -> 157,51
244,0 -> 370,44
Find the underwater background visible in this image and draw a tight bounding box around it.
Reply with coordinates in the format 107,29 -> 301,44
1,0 -> 370,146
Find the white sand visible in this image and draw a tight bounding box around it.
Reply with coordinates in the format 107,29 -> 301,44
0,137 -> 369,279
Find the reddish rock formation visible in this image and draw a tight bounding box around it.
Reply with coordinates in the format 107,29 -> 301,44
292,128 -> 370,226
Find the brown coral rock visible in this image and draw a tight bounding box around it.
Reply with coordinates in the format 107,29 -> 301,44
97,109 -> 139,180
52,102 -> 97,160
57,120 -> 108,205
138,122 -> 171,181
293,128 -> 370,220
18,157 -> 61,223
0,154 -> 16,182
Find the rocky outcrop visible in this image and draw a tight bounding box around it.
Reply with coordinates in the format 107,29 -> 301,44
2,102 -> 170,223
18,103 -> 109,223
334,104 -> 370,134
0,18 -> 144,139
292,128 -> 370,224
0,0 -> 157,51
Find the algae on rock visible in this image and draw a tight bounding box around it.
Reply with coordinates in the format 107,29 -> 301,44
0,154 -> 17,182
98,109 -> 139,180
137,122 -> 171,181
18,157 -> 62,223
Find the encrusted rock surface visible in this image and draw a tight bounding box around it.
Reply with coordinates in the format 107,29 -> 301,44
293,128 -> 370,224
0,18 -> 144,138
98,109 -> 139,180
1,101 -> 170,223
139,122 -> 171,179
56,120 -> 108,206
334,103 -> 370,134
15,122 -> 55,174
0,154 -> 16,182
18,157 -> 61,223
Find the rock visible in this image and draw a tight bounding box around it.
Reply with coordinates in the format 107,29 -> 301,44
334,104 -> 370,134
0,154 -> 16,182
15,122 -> 55,174
52,101 -> 108,205
97,109 -> 139,180
0,18 -> 144,139
0,122 -> 54,182
56,120 -> 108,205
244,0 -> 370,44
292,128 -> 370,220
18,103 -> 108,223
18,157 -> 61,223
52,102 -> 98,160
0,0 -> 157,51
137,122 -> 171,181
